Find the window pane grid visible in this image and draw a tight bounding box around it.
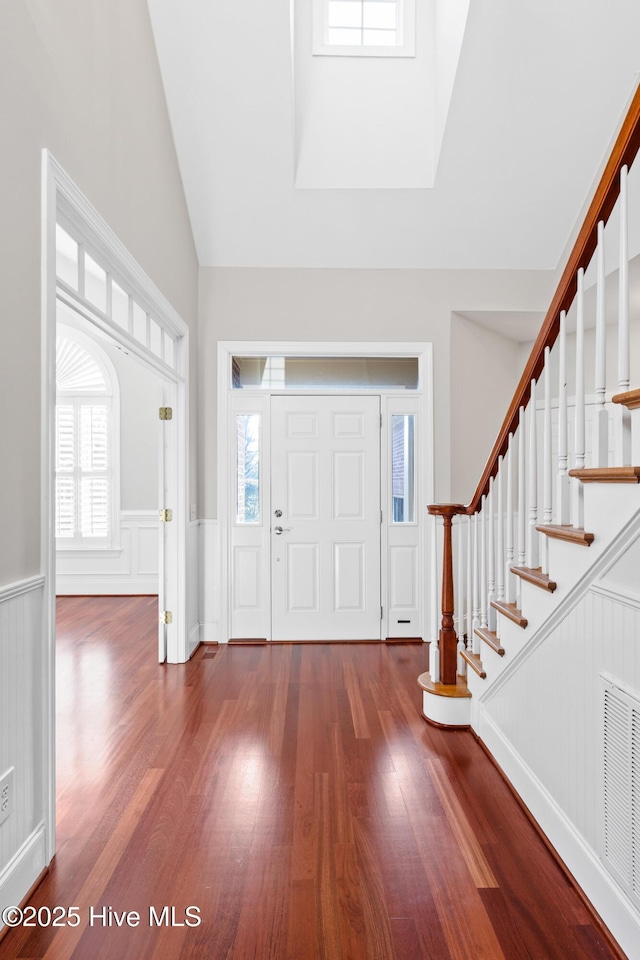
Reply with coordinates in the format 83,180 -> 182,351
327,0 -> 398,47
55,224 -> 180,372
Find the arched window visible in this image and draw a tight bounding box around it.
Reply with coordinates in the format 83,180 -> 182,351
55,327 -> 119,549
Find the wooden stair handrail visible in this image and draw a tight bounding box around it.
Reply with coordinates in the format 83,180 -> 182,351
426,83 -> 640,691
462,81 -> 640,516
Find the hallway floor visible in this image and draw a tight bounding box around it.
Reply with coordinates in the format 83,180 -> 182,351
0,597 -> 623,959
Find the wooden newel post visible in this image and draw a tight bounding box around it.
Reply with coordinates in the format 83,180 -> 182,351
428,504 -> 465,686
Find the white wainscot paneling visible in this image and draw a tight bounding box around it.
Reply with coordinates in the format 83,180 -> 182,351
56,511 -> 159,595
0,577 -> 48,928
479,535 -> 640,959
199,520 -> 219,643
187,520 -> 200,656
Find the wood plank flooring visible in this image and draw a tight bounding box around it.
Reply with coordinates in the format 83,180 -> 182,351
0,596 -> 623,959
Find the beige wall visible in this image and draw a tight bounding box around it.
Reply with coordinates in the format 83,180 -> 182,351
450,314 -> 526,504
102,342 -> 160,511
198,267 -> 554,517
0,0 -> 198,586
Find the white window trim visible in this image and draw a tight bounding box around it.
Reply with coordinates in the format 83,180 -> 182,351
55,321 -> 121,552
313,0 -> 416,58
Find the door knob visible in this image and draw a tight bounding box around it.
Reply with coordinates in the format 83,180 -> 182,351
274,526 -> 291,535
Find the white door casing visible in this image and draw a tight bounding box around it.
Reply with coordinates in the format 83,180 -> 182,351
271,396 -> 381,641
219,341 -> 434,644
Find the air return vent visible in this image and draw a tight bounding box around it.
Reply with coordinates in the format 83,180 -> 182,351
601,675 -> 640,909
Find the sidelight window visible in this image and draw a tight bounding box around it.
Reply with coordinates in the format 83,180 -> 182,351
236,413 -> 261,524
391,414 -> 415,522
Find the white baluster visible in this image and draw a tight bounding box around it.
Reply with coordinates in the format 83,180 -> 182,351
487,479 -> 496,631
593,220 -> 608,467
616,165 -> 632,465
430,515 -> 440,683
517,405 -> 526,608
472,512 -> 480,652
457,518 -> 465,674
542,348 -> 552,575
505,436 -> 515,605
480,496 -> 488,631
573,268 -> 586,530
527,379 -> 539,569
556,310 -> 570,524
466,515 -> 472,652
496,455 -> 505,606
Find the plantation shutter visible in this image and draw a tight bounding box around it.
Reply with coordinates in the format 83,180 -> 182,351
80,403 -> 109,537
55,334 -> 113,546
55,404 -> 76,538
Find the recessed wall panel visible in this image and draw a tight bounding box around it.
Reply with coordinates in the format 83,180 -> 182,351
286,412 -> 318,438
234,547 -> 260,609
334,542 -> 365,611
333,412 -> 365,439
287,452 -> 319,518
390,546 -> 416,608
333,452 -> 365,519
287,543 -> 319,611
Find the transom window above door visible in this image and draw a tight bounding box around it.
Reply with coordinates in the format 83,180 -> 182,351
231,355 -> 419,390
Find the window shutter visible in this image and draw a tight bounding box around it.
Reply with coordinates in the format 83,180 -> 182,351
55,405 -> 76,538
56,332 -> 114,547
79,404 -> 109,538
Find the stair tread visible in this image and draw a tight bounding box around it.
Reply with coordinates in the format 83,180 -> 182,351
511,565 -> 557,593
612,387 -> 640,410
417,672 -> 471,698
461,651 -> 486,679
536,524 -> 594,546
474,627 -> 505,656
568,466 -> 640,483
490,599 -> 528,628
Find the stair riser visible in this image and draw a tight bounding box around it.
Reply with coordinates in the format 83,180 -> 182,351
480,639 -> 511,681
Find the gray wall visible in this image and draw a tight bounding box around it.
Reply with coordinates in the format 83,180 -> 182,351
450,314 -> 526,505
198,266 -> 554,516
0,0 -> 198,915
102,342 -> 159,511
0,0 -> 198,587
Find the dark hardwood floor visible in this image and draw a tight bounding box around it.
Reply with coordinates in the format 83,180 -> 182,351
0,596 -> 623,959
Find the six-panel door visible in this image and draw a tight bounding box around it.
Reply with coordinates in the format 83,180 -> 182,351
271,396 -> 381,640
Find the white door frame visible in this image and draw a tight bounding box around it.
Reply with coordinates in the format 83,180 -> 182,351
217,341 -> 434,643
41,151 -> 190,862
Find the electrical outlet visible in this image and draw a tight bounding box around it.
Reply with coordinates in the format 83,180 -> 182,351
0,767 -> 14,827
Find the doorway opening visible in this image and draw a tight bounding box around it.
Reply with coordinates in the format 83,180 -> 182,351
42,152 -> 191,864
218,341 -> 434,644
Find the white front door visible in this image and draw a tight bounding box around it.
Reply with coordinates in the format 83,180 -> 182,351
271,396 -> 381,640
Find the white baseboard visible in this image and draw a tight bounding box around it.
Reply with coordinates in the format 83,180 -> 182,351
188,622 -> 200,657
0,824 -> 47,930
199,621 -> 220,644
479,711 -> 640,959
56,578 -> 158,595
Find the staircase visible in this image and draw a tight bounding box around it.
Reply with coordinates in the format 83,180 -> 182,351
417,84 -> 640,960
419,84 -> 640,729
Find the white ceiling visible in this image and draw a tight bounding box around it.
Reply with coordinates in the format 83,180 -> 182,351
147,0 -> 640,270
